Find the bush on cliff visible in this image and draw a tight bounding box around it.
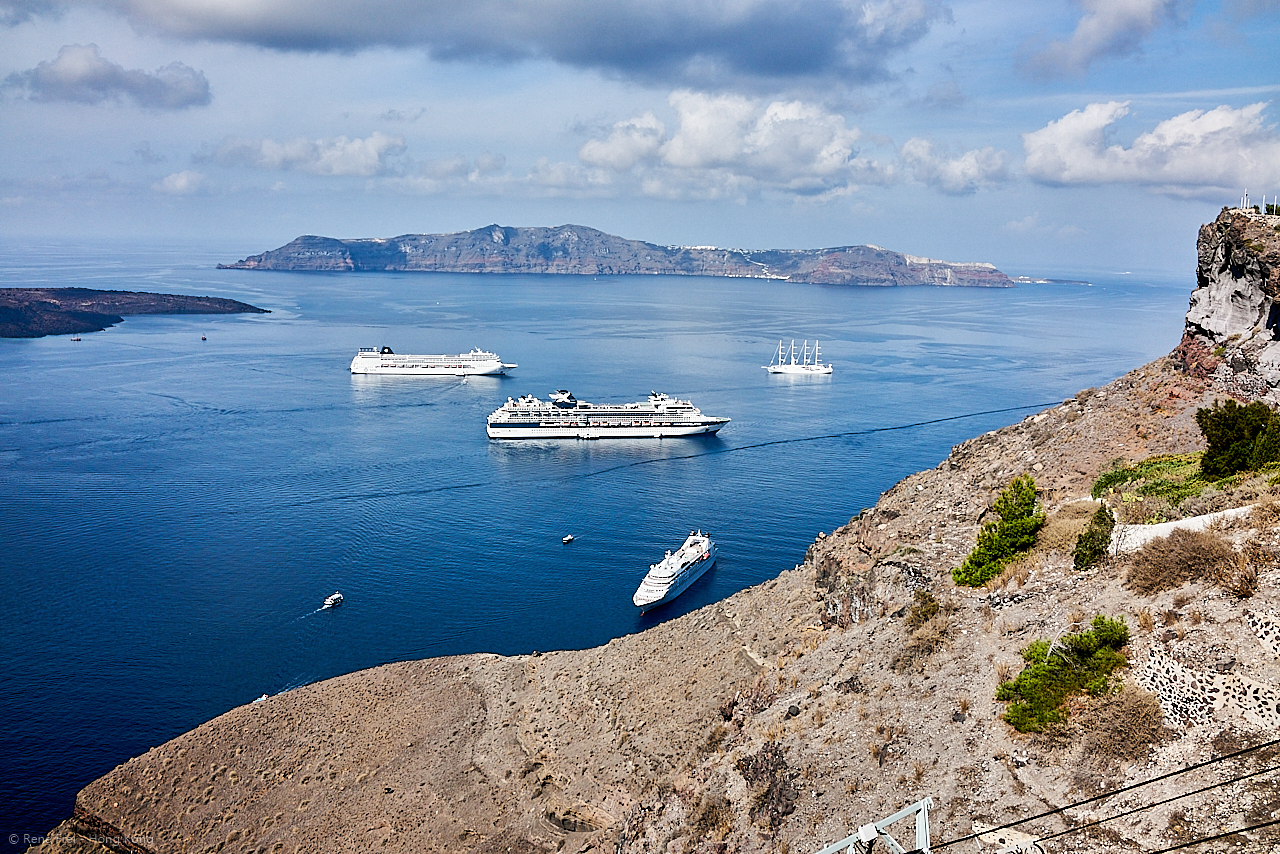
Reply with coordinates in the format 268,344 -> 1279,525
1196,399 -> 1280,477
996,615 -> 1129,732
1072,504 -> 1115,571
952,473 -> 1044,587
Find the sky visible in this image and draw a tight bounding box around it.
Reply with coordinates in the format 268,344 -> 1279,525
2,0 -> 1279,276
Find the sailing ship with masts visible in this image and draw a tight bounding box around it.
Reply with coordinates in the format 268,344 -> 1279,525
764,339 -> 833,374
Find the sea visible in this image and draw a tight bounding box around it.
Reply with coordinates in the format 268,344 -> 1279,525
0,240 -> 1191,847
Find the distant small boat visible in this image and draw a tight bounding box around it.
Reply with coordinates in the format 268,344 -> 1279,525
201,336 -> 207,341
322,591 -> 343,609
764,339 -> 832,374
562,534 -> 575,544
70,336 -> 81,342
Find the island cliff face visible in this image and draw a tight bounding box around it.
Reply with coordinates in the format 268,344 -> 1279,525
0,288 -> 269,338
32,211 -> 1280,854
218,224 -> 1014,288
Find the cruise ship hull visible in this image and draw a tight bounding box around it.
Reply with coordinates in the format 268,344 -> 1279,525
485,420 -> 727,439
765,364 -> 833,375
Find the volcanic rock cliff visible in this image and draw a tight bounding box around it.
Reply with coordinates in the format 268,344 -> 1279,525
1177,208 -> 1280,397
217,224 -> 1014,288
32,209 -> 1280,854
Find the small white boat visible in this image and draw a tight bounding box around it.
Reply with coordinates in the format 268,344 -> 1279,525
562,534 -> 575,544
764,339 -> 833,374
322,591 -> 344,609
633,530 -> 717,611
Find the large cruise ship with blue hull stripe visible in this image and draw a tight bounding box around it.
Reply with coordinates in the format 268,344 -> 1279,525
486,390 -> 729,439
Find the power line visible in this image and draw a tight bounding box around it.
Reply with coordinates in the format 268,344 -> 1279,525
1146,817 -> 1280,854
1035,763 -> 1280,844
581,400 -> 1065,480
932,737 -> 1280,850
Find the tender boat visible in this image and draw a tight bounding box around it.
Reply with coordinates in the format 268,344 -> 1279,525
322,591 -> 344,609
633,530 -> 717,611
562,534 -> 575,544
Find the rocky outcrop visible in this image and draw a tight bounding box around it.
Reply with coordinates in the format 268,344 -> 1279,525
1178,208 -> 1280,397
0,288 -> 269,338
218,224 -> 1014,288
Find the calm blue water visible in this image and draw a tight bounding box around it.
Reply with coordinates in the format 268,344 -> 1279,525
0,241 -> 1190,844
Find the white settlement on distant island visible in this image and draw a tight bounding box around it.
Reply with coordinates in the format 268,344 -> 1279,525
350,346 -> 517,376
764,339 -> 833,375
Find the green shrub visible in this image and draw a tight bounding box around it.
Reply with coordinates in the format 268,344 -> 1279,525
952,474 -> 1044,586
996,616 -> 1129,732
1072,504 -> 1115,571
1196,399 -> 1280,477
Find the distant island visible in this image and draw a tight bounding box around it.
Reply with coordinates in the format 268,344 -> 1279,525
0,288 -> 270,338
218,224 -> 1014,288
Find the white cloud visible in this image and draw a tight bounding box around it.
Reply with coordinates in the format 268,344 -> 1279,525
1021,0 -> 1181,78
209,132 -> 406,177
579,113 -> 666,171
153,170 -> 206,194
577,91 -> 894,199
3,43 -> 210,109
1023,101 -> 1280,194
899,138 -> 1009,194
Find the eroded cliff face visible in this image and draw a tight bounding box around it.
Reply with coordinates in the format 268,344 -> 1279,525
1178,208 -> 1280,396
31,215 -> 1280,854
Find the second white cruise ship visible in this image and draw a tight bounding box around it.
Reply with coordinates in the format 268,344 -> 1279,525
486,390 -> 729,439
350,346 -> 517,376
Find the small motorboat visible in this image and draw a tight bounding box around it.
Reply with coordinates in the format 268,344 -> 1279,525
562,534 -> 575,544
70,336 -> 81,342
201,336 -> 207,341
322,591 -> 344,609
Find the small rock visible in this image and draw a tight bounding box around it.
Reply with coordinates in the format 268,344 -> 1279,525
786,705 -> 800,719
952,712 -> 967,723
384,787 -> 394,794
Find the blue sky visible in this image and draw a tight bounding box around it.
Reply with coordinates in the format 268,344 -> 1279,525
2,1 -> 1278,276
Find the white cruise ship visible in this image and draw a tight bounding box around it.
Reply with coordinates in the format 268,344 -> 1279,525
633,531 -> 717,610
350,346 -> 517,376
764,339 -> 833,374
485,390 -> 729,439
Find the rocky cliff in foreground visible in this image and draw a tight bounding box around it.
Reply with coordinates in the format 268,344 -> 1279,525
218,224 -> 1014,288
33,209 -> 1280,854
0,288 -> 269,338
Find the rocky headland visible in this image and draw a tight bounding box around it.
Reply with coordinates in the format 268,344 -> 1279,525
32,208 -> 1280,854
218,224 -> 1014,288
0,288 -> 269,338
